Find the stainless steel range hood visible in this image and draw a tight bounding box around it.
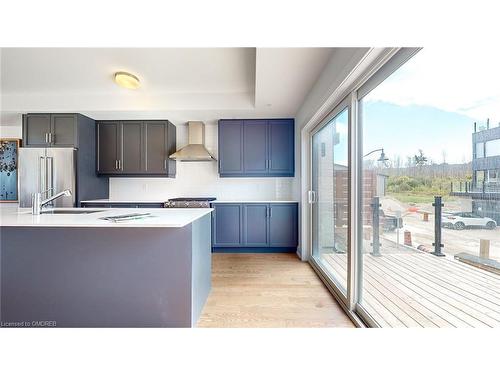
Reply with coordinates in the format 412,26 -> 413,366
169,121 -> 216,161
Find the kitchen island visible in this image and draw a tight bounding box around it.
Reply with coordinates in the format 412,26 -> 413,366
0,207 -> 213,328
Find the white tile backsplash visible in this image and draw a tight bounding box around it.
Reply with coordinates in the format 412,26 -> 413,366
110,120 -> 298,201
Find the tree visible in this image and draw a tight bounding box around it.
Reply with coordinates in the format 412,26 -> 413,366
441,149 -> 447,165
414,149 -> 428,167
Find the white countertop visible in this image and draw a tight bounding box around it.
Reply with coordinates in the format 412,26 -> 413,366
212,200 -> 298,203
0,207 -> 213,228
81,199 -> 167,203
81,199 -> 298,204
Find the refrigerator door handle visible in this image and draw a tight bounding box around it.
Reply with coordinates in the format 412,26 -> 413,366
47,157 -> 54,200
39,156 -> 46,196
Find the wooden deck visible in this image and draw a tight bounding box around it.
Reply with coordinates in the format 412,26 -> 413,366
323,251 -> 500,327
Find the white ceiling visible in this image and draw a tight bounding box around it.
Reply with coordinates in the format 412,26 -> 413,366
0,48 -> 334,124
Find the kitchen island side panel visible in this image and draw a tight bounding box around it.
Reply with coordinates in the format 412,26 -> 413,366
190,214 -> 212,326
0,226 -> 194,327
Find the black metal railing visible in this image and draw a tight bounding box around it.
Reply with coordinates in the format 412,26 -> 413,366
451,180 -> 500,194
370,195 -> 445,257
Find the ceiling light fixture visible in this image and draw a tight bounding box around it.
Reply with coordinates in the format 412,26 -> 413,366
114,71 -> 140,89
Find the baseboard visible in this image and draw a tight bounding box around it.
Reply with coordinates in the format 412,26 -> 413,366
212,247 -> 297,253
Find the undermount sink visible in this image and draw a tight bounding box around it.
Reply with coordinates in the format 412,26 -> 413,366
42,209 -> 104,215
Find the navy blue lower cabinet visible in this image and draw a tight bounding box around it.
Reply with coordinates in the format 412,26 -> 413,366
212,204 -> 243,247
269,203 -> 298,247
211,202 -> 298,252
243,204 -> 269,246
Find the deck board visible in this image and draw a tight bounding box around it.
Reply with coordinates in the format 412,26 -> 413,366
322,250 -> 500,328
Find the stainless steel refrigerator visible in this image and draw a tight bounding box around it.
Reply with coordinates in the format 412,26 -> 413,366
19,148 -> 77,208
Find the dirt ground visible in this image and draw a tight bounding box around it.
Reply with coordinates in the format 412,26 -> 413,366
380,196 -> 500,261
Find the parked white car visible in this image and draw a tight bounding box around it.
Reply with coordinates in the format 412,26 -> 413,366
442,212 -> 497,230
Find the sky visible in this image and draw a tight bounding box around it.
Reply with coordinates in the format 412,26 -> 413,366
362,47 -> 500,164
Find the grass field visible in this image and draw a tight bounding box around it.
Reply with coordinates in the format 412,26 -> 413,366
388,192 -> 457,204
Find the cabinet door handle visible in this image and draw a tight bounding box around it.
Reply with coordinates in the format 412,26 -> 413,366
164,159 -> 167,170
49,133 -> 54,144
45,133 -> 48,143
269,206 -> 272,217
118,159 -> 121,170
115,160 -> 118,170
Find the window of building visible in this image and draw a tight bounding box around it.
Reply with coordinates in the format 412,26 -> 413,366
476,170 -> 485,184
485,138 -> 500,157
488,169 -> 499,182
476,142 -> 485,158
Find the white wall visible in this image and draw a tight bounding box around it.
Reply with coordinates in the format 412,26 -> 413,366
109,120 -> 296,201
0,113 -> 22,138
0,125 -> 22,138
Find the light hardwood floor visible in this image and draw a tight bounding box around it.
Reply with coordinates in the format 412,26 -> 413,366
197,253 -> 354,328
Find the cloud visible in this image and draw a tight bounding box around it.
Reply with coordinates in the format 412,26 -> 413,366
366,47 -> 500,126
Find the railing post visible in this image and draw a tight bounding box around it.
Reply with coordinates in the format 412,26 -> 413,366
459,181 -> 462,192
431,196 -> 445,257
450,181 -> 453,193
371,196 -> 381,257
483,180 -> 486,193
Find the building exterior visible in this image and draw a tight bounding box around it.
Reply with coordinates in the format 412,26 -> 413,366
453,124 -> 500,222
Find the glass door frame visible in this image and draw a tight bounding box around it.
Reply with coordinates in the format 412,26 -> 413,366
308,95 -> 353,309
306,48 -> 421,327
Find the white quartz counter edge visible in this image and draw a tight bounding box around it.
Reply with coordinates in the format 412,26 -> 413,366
0,207 -> 213,228
80,199 -> 167,203
81,199 -> 298,203
212,200 -> 298,203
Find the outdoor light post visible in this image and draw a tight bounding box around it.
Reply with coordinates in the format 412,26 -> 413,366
363,148 -> 389,163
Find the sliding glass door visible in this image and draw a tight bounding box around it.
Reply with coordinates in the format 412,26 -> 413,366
311,102 -> 350,295
308,48 -> 500,327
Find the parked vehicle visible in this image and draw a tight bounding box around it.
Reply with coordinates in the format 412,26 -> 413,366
442,212 -> 497,230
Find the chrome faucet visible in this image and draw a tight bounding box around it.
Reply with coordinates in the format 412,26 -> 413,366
32,189 -> 72,215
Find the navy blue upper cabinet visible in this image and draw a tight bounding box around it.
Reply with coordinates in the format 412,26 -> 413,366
243,120 -> 268,174
23,113 -> 86,148
218,120 -> 243,175
96,120 -> 176,177
218,118 -> 295,177
268,120 -> 295,175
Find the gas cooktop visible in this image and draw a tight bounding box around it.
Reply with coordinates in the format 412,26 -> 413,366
167,197 -> 216,202
164,197 -> 216,208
